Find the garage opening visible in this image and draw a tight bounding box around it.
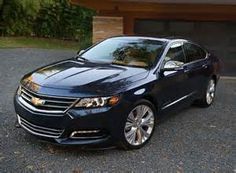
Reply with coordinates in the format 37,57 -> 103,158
134,20 -> 236,76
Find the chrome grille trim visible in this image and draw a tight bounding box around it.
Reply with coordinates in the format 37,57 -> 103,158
17,115 -> 64,138
18,96 -> 65,114
21,88 -> 33,98
38,104 -> 68,109
18,86 -> 78,114
21,93 -> 31,102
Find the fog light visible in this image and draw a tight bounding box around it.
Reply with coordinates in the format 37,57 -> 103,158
70,130 -> 101,138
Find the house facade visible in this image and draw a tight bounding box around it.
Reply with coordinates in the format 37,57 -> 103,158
71,0 -> 236,76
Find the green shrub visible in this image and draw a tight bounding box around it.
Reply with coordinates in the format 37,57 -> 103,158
34,0 -> 94,41
0,0 -> 43,36
0,0 -> 95,44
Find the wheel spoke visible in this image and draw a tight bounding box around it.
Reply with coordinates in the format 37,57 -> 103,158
125,121 -> 133,130
137,105 -> 150,121
141,106 -> 149,118
139,127 -> 150,142
141,113 -> 154,127
125,128 -> 137,144
210,86 -> 215,92
135,106 -> 143,120
207,93 -> 212,103
211,92 -> 214,98
136,128 -> 142,144
127,111 -> 135,123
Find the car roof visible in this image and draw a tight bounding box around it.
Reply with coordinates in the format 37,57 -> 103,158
110,35 -> 188,43
107,36 -> 207,51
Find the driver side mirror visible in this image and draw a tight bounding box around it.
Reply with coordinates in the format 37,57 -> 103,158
77,49 -> 85,55
160,60 -> 184,73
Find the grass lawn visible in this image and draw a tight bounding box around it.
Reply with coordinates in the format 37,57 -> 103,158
0,37 -> 85,50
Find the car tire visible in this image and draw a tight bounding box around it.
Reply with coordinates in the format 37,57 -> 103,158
196,78 -> 216,107
118,99 -> 157,150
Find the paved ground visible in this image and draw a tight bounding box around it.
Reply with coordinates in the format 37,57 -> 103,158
0,48 -> 235,172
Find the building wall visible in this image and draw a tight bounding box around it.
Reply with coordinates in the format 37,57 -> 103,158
93,16 -> 124,43
134,20 -> 236,76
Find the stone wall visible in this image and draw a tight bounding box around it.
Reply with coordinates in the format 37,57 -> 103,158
93,16 -> 124,43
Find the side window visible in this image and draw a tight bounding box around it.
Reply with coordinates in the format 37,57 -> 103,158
184,43 -> 206,63
164,42 -> 185,67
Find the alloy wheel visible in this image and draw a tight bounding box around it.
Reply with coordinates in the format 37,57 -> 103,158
206,79 -> 215,105
124,104 -> 155,146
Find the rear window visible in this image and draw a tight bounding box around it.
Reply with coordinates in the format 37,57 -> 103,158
184,43 -> 206,63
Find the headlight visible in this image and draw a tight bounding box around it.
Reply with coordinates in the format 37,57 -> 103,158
74,96 -> 120,108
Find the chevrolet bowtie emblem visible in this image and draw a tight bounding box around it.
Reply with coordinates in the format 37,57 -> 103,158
31,97 -> 45,106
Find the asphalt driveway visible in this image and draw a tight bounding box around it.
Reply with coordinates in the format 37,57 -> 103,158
0,48 -> 235,172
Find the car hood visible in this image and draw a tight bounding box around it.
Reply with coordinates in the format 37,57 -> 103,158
21,60 -> 149,97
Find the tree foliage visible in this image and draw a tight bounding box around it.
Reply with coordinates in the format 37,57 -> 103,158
34,0 -> 94,40
0,0 -> 44,35
0,0 -> 95,43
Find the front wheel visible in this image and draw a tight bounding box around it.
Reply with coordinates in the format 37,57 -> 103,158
118,100 -> 156,150
196,79 -> 216,107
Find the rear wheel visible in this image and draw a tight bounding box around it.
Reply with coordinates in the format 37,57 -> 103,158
196,79 -> 216,107
119,100 -> 156,149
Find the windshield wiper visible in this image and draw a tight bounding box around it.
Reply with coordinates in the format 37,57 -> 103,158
76,56 -> 89,62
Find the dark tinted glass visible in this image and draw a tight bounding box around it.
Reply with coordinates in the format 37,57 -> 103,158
184,43 -> 206,63
164,43 -> 185,65
80,37 -> 165,68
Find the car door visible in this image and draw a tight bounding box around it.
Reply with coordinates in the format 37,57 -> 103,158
157,41 -> 189,110
183,42 -> 209,95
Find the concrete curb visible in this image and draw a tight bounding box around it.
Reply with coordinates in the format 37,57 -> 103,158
221,76 -> 236,80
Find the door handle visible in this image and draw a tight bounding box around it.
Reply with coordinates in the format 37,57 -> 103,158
202,64 -> 208,69
184,67 -> 190,73
184,69 -> 190,73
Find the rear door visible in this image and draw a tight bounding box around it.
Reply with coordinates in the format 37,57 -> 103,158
183,42 -> 209,95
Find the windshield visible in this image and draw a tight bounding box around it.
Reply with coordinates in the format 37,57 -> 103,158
79,37 -> 165,68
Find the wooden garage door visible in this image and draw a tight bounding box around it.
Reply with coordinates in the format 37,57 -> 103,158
134,20 -> 236,76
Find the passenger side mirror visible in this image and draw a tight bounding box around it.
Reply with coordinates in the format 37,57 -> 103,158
161,60 -> 184,73
77,49 -> 85,55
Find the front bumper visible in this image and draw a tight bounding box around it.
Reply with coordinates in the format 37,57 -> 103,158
14,95 -> 131,147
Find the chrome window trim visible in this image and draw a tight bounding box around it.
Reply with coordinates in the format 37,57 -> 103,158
183,56 -> 208,66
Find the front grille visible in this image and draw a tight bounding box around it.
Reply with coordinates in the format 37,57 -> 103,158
17,115 -> 64,138
18,86 -> 77,114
